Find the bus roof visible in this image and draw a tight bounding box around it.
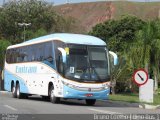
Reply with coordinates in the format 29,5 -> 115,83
7,33 -> 106,49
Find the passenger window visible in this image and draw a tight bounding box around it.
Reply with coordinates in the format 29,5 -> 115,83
36,44 -> 44,61
44,42 -> 53,62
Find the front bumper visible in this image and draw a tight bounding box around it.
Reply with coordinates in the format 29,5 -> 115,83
63,85 -> 110,100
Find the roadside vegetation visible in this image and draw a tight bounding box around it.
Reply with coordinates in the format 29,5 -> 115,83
109,93 -> 139,103
89,15 -> 160,96
109,93 -> 160,105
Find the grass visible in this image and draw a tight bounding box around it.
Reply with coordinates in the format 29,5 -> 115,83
109,92 -> 160,105
158,88 -> 160,93
153,94 -> 160,105
109,93 -> 139,103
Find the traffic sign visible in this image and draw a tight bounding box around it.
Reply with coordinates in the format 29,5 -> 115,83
133,69 -> 148,86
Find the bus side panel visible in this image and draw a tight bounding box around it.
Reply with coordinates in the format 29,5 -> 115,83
4,69 -> 29,93
4,69 -> 13,92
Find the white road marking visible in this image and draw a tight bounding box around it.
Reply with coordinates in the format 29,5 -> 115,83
4,105 -> 17,111
88,108 -> 121,114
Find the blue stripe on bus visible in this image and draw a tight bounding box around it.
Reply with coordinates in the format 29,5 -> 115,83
4,70 -> 29,93
63,85 -> 109,100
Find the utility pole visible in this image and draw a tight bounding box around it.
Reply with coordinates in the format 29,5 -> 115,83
18,23 -> 31,42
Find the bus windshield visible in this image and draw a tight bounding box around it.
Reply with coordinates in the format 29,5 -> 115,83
65,45 -> 110,83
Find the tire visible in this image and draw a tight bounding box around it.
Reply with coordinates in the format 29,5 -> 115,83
42,96 -> 49,101
16,84 -> 22,99
12,86 -> 17,98
23,93 -> 28,99
49,86 -> 60,103
85,99 -> 96,106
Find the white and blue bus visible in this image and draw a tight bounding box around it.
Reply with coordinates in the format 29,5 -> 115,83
4,33 -> 117,105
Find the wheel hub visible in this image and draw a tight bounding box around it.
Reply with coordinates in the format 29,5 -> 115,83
51,90 -> 54,98
17,87 -> 19,96
12,87 -> 15,93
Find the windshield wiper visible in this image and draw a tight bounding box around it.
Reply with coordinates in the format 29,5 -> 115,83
90,67 -> 103,81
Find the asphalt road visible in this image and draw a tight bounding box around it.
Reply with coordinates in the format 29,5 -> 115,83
0,91 -> 160,120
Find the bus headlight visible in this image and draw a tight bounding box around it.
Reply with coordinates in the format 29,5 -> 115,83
62,80 -> 78,89
102,83 -> 109,89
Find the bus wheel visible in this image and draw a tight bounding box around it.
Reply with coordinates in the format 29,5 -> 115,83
49,86 -> 60,103
16,84 -> 22,99
12,86 -> 17,98
85,99 -> 96,106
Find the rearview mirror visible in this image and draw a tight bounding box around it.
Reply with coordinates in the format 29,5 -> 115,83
109,51 -> 118,65
58,47 -> 66,63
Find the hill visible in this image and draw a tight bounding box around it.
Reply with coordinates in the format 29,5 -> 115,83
54,1 -> 160,33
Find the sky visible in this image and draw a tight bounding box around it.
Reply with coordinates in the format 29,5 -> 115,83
0,0 -> 160,6
48,0 -> 160,5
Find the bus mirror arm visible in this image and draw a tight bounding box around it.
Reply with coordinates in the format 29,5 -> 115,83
58,47 -> 67,76
58,47 -> 67,63
58,55 -> 65,76
109,51 -> 118,65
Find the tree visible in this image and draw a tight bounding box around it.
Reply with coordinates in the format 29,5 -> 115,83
29,28 -> 48,39
0,0 -> 76,44
141,20 -> 160,92
89,15 -> 145,94
90,14 -> 160,94
89,15 -> 145,52
117,20 -> 160,93
0,40 -> 11,67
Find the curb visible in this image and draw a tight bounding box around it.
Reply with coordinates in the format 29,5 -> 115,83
139,104 -> 160,110
102,100 -> 139,107
102,100 -> 160,110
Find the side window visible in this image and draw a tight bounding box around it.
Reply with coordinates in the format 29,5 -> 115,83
20,46 -> 28,62
27,46 -> 32,62
6,48 -> 17,63
6,49 -> 12,63
36,43 -> 44,61
42,41 -> 56,69
31,45 -> 36,61
23,46 -> 28,62
44,42 -> 53,63
25,44 -> 44,62
12,49 -> 17,63
6,42 -> 55,63
6,46 -> 32,63
16,48 -> 22,63
15,47 -> 28,63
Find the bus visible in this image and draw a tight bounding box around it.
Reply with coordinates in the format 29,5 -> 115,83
4,33 -> 117,105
